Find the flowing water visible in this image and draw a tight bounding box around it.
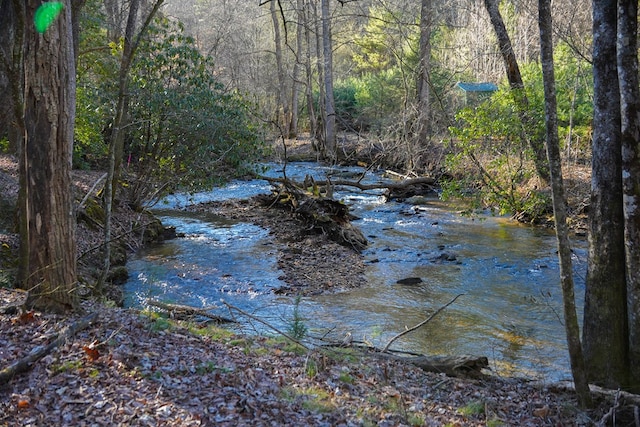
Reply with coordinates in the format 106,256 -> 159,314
124,162 -> 586,383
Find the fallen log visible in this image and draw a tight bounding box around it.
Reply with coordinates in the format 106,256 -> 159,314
0,312 -> 98,385
146,300 -> 237,323
321,293 -> 487,377
397,354 -> 489,377
321,341 -> 489,378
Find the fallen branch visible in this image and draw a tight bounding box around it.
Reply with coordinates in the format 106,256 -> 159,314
77,172 -> 107,211
597,389 -> 621,427
146,300 -> 236,323
550,381 -> 640,406
0,312 -> 98,385
221,299 -> 309,349
382,293 -> 465,352
261,175 -> 435,193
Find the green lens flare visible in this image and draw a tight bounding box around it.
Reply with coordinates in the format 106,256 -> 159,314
34,2 -> 64,34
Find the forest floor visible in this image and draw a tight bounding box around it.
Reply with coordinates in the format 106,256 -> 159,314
0,148 -> 633,426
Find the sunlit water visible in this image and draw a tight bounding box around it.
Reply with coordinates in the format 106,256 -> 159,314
124,162 -> 586,383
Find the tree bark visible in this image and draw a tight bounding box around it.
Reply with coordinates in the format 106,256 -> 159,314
583,0 -> 629,389
18,0 -> 78,313
617,0 -> 640,392
483,0 -> 550,184
538,0 -> 591,406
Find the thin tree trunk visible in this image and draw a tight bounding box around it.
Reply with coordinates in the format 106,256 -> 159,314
617,0 -> 640,391
321,0 -> 336,162
483,0 -> 549,184
538,0 -> 591,406
583,0 -> 629,389
100,0 -> 164,288
416,0 -> 431,145
290,0 -> 305,138
19,0 -> 77,313
99,0 -> 140,289
310,0 -> 322,148
270,0 -> 291,138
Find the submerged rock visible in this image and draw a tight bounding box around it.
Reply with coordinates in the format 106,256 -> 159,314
396,277 -> 423,285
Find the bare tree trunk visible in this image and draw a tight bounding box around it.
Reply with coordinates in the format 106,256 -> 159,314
483,0 -> 550,184
103,0 -> 122,41
617,0 -> 640,391
321,0 -> 336,162
100,0 -> 164,289
270,0 -> 291,138
99,0 -> 140,290
289,0 -> 305,138
309,0 -> 321,147
19,0 -> 78,313
538,0 -> 591,407
416,0 -> 431,145
583,0 -> 629,390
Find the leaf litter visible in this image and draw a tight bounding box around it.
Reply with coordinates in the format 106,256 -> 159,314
0,297 -> 616,426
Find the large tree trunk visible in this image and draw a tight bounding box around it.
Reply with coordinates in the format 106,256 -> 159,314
483,0 -> 550,185
1,0 -> 25,155
583,0 -> 629,389
320,0 -> 336,162
19,0 -> 78,313
538,0 -> 590,407
617,0 -> 640,391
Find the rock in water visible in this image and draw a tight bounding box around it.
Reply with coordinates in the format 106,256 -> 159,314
396,277 -> 423,285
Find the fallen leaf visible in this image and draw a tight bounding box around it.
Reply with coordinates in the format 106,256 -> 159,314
13,311 -> 35,325
83,345 -> 100,361
17,400 -> 30,409
532,405 -> 550,418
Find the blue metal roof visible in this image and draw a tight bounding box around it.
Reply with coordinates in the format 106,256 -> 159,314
456,82 -> 498,92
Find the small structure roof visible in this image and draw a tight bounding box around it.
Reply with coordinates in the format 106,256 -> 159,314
456,81 -> 498,92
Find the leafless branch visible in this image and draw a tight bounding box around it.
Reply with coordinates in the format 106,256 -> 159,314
382,294 -> 464,353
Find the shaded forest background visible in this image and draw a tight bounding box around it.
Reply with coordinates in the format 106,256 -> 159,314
2,0 -> 594,220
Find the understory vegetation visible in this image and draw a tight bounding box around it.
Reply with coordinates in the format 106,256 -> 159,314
74,5 -> 267,207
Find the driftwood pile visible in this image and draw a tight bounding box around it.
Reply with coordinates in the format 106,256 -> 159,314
257,176 -> 368,251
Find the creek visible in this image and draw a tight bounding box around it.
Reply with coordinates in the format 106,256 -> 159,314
124,162 -> 587,383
